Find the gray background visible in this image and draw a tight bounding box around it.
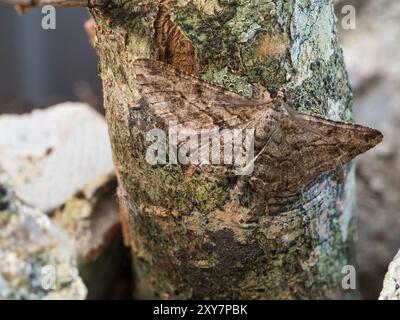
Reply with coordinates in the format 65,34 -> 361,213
0,7 -> 101,113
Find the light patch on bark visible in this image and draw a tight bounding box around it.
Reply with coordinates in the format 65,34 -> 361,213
327,98 -> 344,121
202,67 -> 254,98
176,0 -> 222,15
290,0 -> 336,85
339,165 -> 356,242
256,33 -> 290,58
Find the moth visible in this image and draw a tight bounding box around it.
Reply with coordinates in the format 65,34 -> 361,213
131,59 -> 383,196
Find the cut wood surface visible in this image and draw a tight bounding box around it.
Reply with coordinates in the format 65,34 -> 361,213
0,102 -> 115,213
0,102 -> 131,299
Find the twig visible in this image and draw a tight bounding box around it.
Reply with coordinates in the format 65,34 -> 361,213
0,0 -> 105,12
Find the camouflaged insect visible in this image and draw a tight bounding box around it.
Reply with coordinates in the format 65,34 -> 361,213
132,59 -> 383,197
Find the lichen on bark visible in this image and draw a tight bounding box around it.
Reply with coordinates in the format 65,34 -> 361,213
91,0 -> 356,299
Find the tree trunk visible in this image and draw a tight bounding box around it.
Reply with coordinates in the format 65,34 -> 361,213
90,0 -> 355,299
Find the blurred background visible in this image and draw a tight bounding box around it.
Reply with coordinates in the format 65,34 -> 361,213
0,0 -> 399,300
0,7 -> 101,113
0,7 -> 130,300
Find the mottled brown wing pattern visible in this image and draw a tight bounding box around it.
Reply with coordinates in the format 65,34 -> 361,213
132,59 -> 268,131
132,58 -> 383,195
250,105 -> 383,195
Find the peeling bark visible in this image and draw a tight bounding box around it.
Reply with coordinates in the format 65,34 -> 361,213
91,0 -> 356,299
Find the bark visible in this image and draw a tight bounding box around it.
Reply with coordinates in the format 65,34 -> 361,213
90,0 -> 355,299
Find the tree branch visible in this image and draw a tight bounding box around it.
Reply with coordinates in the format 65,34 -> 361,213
0,0 -> 105,12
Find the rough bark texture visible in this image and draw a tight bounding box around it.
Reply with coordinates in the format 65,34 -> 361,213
91,0 -> 355,299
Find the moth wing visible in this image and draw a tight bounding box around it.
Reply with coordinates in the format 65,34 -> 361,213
250,109 -> 383,196
132,59 -> 382,193
132,59 -> 268,131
